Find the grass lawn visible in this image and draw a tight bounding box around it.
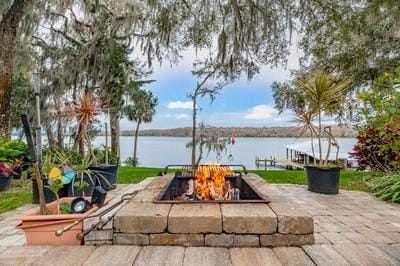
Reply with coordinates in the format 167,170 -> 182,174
251,170 -> 372,192
0,180 -> 32,214
0,167 -> 374,214
119,167 -> 373,192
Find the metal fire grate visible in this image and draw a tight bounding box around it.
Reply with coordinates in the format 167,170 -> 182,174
153,165 -> 270,204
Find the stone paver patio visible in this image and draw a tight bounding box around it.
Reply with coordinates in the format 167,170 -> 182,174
0,175 -> 400,265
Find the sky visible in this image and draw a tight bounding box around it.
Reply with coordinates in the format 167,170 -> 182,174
118,44 -> 303,130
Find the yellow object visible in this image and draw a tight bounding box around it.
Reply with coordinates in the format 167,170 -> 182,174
48,167 -> 62,180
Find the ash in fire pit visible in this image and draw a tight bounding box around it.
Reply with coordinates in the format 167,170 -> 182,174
154,165 -> 269,203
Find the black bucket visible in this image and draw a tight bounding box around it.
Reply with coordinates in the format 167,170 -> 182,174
11,166 -> 22,179
305,166 -> 340,194
67,173 -> 96,197
88,165 -> 118,190
32,178 -> 69,204
0,173 -> 11,192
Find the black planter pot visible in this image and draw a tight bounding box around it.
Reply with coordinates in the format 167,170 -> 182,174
67,174 -> 96,197
32,178 -> 69,204
0,172 -> 11,192
304,166 -> 341,194
88,165 -> 118,191
12,166 -> 22,180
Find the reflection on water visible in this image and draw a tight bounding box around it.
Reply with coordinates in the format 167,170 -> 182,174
93,136 -> 357,170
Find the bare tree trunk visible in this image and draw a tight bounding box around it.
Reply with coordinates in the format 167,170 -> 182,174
110,111 -> 120,163
324,126 -> 332,166
196,137 -> 204,165
55,98 -> 63,148
133,120 -> 141,163
317,110 -> 323,167
0,0 -> 31,138
191,95 -> 197,166
57,116 -> 63,148
45,122 -> 55,148
310,126 -> 317,166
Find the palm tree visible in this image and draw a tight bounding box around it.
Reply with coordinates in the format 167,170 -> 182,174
124,89 -> 158,165
295,72 -> 351,167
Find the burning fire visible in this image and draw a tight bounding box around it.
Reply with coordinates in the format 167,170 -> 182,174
193,165 -> 234,200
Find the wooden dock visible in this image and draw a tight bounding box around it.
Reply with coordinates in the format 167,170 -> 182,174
255,156 -> 277,170
278,159 -> 304,170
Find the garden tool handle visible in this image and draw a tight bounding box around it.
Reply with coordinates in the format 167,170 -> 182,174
55,220 -> 80,237
20,113 -> 37,162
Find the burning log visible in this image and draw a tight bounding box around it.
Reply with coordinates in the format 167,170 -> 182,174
177,165 -> 241,201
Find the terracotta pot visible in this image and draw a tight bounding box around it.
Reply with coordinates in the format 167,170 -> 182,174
17,197 -> 102,245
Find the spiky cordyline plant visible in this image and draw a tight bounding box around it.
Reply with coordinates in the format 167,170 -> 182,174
71,92 -> 101,157
295,72 -> 351,167
292,106 -> 318,166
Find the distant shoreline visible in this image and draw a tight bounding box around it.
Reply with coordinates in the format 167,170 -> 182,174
99,136 -> 356,139
98,125 -> 356,138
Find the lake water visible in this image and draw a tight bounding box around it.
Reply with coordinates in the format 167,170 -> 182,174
93,136 -> 357,170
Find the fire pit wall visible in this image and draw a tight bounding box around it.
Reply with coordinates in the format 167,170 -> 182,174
104,174 -> 314,248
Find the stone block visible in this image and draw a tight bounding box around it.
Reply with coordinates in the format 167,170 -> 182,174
32,246 -> 96,266
273,247 -> 314,266
221,203 -> 277,234
84,230 -> 113,241
233,235 -> 259,247
205,234 -> 234,247
269,202 -> 314,234
145,174 -> 173,189
114,202 -> 171,233
84,215 -> 113,231
278,215 -> 314,234
149,233 -> 204,246
168,204 -> 222,233
85,240 -> 113,246
332,243 -> 398,266
303,244 -> 350,266
183,247 -> 231,266
113,233 -> 149,245
134,246 -> 185,266
0,246 -> 51,266
131,189 -> 162,203
230,248 -> 281,266
83,245 -> 141,266
260,234 -> 314,247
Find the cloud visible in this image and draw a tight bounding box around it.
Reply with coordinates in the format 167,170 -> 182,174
166,101 -> 193,110
176,113 -> 191,120
162,113 -> 191,120
244,105 -> 278,120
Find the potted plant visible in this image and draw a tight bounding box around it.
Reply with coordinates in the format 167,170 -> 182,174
32,150 -> 69,204
295,72 -> 351,194
18,113 -> 110,246
66,92 -> 114,191
19,152 -> 108,245
273,72 -> 350,194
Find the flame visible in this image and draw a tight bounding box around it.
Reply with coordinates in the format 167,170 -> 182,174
194,165 -> 233,200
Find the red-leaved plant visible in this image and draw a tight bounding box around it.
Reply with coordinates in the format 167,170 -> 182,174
350,117 -> 400,172
0,162 -> 14,178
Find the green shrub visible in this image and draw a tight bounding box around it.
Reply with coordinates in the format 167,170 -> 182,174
0,138 -> 28,163
93,148 -> 118,165
124,156 -> 139,167
371,174 -> 400,203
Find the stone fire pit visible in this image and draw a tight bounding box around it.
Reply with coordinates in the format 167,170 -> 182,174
107,174 -> 314,248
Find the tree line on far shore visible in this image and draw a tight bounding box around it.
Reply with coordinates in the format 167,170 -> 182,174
108,125 -> 356,138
